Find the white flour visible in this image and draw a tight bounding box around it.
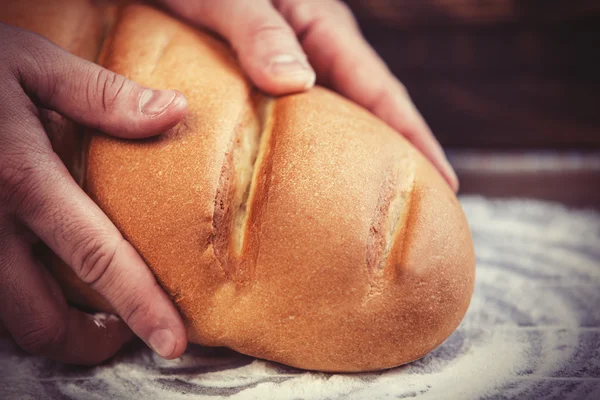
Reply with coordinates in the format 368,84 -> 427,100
90,312 -> 120,329
1,196 -> 599,399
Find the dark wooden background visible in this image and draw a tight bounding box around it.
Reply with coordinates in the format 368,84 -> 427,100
345,0 -> 600,208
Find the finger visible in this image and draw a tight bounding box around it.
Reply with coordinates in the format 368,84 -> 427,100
15,27 -> 187,139
276,0 -> 459,191
159,0 -> 315,94
0,222 -> 133,365
1,112 -> 188,360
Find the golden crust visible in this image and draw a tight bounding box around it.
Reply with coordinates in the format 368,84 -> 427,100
4,2 -> 475,371
83,5 -> 475,371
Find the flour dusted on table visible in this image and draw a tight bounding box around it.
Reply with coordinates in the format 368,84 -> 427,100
1,197 -> 599,399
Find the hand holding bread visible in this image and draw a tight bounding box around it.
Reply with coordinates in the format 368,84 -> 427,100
159,0 -> 459,190
0,0 -> 473,371
0,17 -> 188,363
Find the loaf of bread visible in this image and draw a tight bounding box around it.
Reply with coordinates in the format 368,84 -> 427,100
5,1 -> 476,372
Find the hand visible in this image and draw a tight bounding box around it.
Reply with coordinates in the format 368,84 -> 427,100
158,0 -> 459,191
0,23 -> 188,364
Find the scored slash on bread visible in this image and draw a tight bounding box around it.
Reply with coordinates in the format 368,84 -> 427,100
212,93 -> 274,283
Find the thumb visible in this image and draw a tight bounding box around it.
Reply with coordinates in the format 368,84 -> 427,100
19,33 -> 187,138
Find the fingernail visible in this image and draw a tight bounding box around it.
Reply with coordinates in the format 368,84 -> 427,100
139,89 -> 177,116
148,329 -> 176,358
268,54 -> 316,90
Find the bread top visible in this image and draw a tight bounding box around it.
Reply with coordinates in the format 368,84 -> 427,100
81,4 -> 476,371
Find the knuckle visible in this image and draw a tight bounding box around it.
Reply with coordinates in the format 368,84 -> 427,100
88,67 -> 130,114
245,21 -> 293,45
16,315 -> 67,355
5,28 -> 64,102
290,0 -> 355,26
282,0 -> 358,47
289,1 -> 319,23
71,234 -> 120,288
0,26 -> 35,68
25,48 -> 64,104
119,294 -> 152,327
